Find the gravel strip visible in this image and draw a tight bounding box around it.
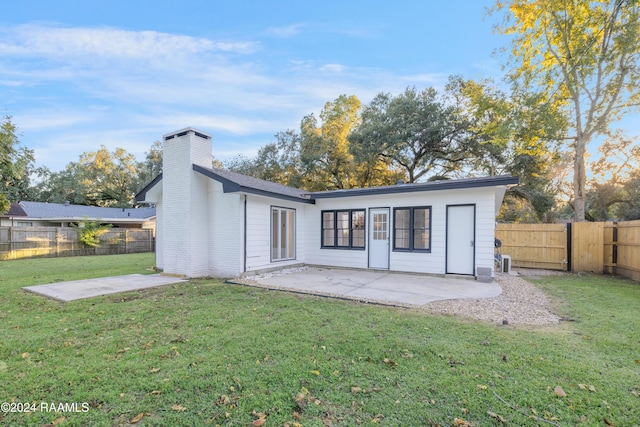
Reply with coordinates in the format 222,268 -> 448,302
423,272 -> 562,325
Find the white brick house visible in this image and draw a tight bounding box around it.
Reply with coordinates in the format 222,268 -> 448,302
136,127 -> 518,279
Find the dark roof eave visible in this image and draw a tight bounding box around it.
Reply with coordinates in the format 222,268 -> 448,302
135,173 -> 163,202
193,164 -> 314,204
309,176 -> 520,199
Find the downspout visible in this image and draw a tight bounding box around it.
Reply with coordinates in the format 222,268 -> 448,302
243,195 -> 247,273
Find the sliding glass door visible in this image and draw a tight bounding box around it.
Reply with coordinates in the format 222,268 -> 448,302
271,207 -> 295,261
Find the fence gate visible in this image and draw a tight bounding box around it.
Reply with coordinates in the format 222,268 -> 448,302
570,222 -> 604,273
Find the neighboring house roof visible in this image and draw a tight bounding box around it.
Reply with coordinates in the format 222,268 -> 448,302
4,203 -> 27,217
5,201 -> 155,221
135,165 -> 519,204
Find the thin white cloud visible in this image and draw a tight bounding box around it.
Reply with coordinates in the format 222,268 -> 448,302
139,113 -> 282,136
265,23 -> 306,38
0,79 -> 25,87
14,110 -> 97,131
320,63 -> 346,73
0,24 -> 258,61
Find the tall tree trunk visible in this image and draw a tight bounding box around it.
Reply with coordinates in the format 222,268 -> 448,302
573,134 -> 588,222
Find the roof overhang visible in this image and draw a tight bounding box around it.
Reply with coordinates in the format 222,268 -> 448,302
309,175 -> 520,199
135,173 -> 163,202
193,164 -> 315,204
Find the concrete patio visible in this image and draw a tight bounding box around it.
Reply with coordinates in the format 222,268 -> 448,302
236,267 -> 502,307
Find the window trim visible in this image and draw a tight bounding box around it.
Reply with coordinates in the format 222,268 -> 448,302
270,206 -> 296,262
392,206 -> 432,253
321,209 -> 366,250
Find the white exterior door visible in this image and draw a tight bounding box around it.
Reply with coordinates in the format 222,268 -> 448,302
446,205 -> 475,275
369,208 -> 390,270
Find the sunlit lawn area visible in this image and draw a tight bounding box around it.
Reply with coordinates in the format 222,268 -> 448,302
1,254 -> 638,426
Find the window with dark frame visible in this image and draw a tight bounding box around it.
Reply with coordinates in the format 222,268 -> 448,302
321,209 -> 365,249
393,207 -> 431,252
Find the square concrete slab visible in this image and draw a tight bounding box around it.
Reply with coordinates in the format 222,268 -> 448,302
23,274 -> 186,302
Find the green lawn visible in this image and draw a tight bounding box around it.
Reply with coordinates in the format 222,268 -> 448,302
1,255 -> 638,426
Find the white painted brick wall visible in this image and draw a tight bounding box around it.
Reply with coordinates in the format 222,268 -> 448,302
208,180 -> 243,277
162,128 -> 213,277
155,199 -> 164,270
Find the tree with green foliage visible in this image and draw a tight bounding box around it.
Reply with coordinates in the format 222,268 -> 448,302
72,218 -> 112,247
0,116 -> 35,213
31,146 -> 139,207
299,94 -> 363,190
349,86 -> 470,183
586,132 -> 640,220
135,140 -> 163,192
450,77 -> 567,222
228,95 -> 404,191
491,0 -> 640,221
226,130 -> 305,188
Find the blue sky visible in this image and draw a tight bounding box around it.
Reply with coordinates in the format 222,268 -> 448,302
3,0 -> 508,172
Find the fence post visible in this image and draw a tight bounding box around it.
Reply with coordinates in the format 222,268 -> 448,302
566,223 -> 572,272
612,221 -> 618,275
8,227 -> 13,259
125,230 -> 129,254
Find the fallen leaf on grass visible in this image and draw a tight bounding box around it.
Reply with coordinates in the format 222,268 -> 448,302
41,416 -> 66,427
578,384 -> 596,392
452,418 -> 475,427
554,386 -> 566,397
150,390 -> 162,395
171,404 -> 186,412
476,384 -> 488,390
383,358 -> 398,367
116,347 -> 130,354
487,411 -> 506,423
310,370 -> 320,376
351,386 -> 362,394
252,418 -> 265,426
130,412 -> 145,423
149,367 -> 161,373
603,417 -> 614,426
218,395 -> 231,405
371,413 -> 384,423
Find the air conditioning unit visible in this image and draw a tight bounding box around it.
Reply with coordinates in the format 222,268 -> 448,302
501,255 -> 512,274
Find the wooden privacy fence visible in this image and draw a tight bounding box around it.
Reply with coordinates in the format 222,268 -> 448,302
604,221 -> 640,282
495,223 -> 567,270
0,227 -> 154,261
496,220 -> 640,282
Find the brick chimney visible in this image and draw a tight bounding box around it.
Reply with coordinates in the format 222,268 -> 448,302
161,128 -> 212,277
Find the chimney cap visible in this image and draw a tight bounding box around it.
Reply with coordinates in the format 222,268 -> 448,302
163,127 -> 212,141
